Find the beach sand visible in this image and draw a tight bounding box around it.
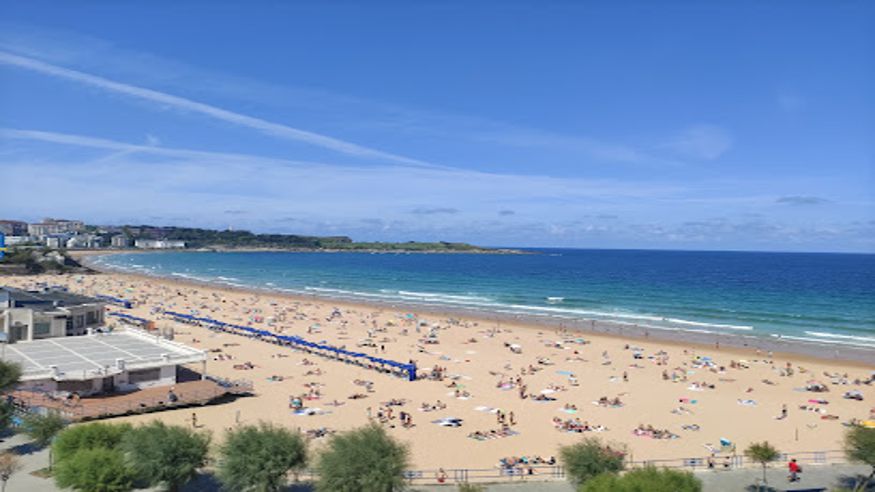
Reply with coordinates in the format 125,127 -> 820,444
4,271 -> 873,471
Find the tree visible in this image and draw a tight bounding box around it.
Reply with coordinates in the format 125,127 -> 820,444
52,422 -> 132,464
580,467 -> 701,492
21,412 -> 67,448
559,438 -> 626,486
844,425 -> 875,492
744,441 -> 780,486
0,452 -> 21,492
0,361 -> 22,434
53,447 -> 134,492
316,423 -> 409,492
121,420 -> 210,492
0,361 -> 21,393
218,422 -> 307,492
21,411 -> 67,471
0,402 -> 14,435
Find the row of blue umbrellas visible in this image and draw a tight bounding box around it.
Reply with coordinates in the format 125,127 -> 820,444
97,294 -> 133,309
164,311 -> 417,380
108,312 -> 149,324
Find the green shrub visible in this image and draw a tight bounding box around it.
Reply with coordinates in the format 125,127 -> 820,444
316,424 -> 409,492
559,437 -> 625,485
21,412 -> 67,448
458,484 -> 486,492
217,422 -> 307,492
844,425 -> 875,491
121,420 -> 210,492
581,466 -> 701,492
53,447 -> 134,492
52,422 -> 132,463
0,361 -> 21,393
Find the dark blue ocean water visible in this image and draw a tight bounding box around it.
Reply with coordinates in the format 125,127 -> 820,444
93,249 -> 875,348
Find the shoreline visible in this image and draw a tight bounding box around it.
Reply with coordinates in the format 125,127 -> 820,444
78,252 -> 875,368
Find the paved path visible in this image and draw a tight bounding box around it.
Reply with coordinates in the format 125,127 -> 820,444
411,465 -> 874,491
0,432 -> 55,491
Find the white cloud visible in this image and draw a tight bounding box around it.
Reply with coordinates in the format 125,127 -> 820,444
0,51 -> 431,168
0,28 -> 682,169
0,129 -> 683,225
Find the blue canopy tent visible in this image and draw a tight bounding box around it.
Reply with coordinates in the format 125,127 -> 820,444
97,294 -> 134,309
161,309 -> 417,381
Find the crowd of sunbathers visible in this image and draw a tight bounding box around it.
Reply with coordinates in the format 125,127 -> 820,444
370,404 -> 415,428
419,400 -> 447,412
595,396 -> 624,407
498,455 -> 556,469
552,417 -> 607,433
468,426 -> 517,441
633,424 -> 679,439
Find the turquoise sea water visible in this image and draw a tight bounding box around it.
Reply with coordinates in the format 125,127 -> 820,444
92,249 -> 875,349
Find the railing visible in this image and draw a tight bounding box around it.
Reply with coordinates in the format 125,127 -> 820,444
624,449 -> 846,470
285,450 -> 846,486
400,465 -> 567,484
13,384 -> 232,421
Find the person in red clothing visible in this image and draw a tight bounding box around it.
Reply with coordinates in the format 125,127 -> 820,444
788,458 -> 802,482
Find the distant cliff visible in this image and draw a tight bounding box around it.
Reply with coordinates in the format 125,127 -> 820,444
89,225 -> 521,254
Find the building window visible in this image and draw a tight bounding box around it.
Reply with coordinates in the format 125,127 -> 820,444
33,322 -> 51,337
75,315 -> 85,329
128,368 -> 161,383
86,310 -> 97,325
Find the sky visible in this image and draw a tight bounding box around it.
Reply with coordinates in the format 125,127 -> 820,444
0,1 -> 872,252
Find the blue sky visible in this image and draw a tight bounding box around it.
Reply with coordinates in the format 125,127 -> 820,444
0,1 -> 872,252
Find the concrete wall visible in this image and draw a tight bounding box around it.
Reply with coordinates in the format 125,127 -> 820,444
19,364 -> 179,396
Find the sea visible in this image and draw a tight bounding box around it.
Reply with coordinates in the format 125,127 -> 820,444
91,249 -> 875,350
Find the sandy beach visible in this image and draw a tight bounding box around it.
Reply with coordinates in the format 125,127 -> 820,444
3,270 -> 873,471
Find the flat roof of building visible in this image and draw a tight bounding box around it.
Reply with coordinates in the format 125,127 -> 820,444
1,330 -> 205,381
1,287 -> 104,312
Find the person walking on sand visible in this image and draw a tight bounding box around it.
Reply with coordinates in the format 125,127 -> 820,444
191,412 -> 198,429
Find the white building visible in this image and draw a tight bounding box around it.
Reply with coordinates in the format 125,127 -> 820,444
1,329 -> 207,396
45,234 -> 72,249
4,236 -> 37,246
28,219 -> 84,237
134,239 -> 186,249
1,287 -> 107,342
66,234 -> 103,249
111,235 -> 131,248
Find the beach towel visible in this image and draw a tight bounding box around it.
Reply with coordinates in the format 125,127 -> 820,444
474,406 -> 498,413
293,408 -> 330,416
